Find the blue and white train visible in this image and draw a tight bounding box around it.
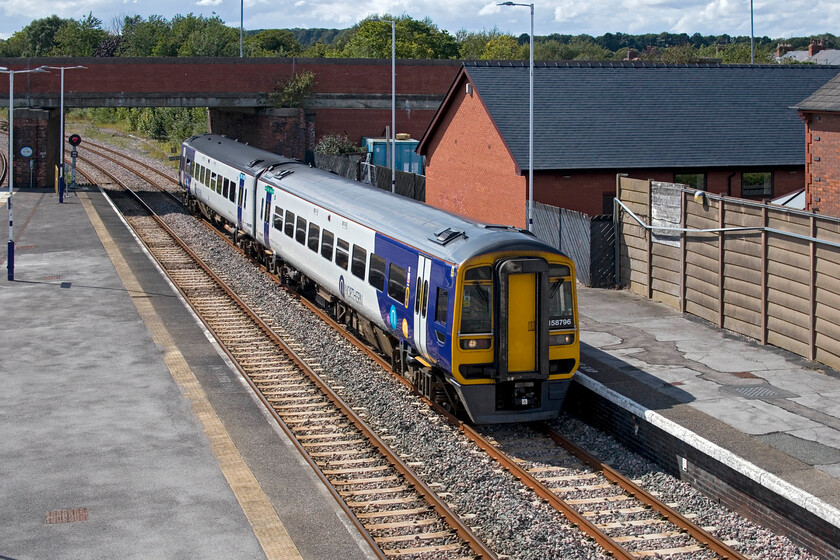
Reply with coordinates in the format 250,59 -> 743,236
179,133 -> 579,423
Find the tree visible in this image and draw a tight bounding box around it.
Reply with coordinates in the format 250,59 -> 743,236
479,35 -> 522,60
246,29 -> 303,56
175,16 -> 238,57
118,15 -> 171,57
339,15 -> 458,59
456,27 -> 507,60
51,13 -> 110,56
2,15 -> 72,57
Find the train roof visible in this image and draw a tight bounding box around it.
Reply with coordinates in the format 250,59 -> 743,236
185,134 -> 564,265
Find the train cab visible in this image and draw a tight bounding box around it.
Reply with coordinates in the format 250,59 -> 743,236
448,253 -> 578,424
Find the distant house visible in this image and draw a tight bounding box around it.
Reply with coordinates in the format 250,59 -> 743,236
794,72 -> 840,217
777,40 -> 840,66
417,61 -> 840,228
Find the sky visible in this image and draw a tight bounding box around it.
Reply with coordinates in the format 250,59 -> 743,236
0,0 -> 838,42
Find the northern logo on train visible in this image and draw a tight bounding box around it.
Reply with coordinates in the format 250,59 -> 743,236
339,275 -> 345,298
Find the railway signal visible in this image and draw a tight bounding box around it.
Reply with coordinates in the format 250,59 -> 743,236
68,134 -> 81,189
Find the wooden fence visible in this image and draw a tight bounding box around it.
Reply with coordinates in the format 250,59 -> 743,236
617,177 -> 840,370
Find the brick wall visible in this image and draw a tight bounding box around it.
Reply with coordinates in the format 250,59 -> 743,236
424,77 -> 527,228
11,108 -> 55,189
803,111 -> 840,217
209,108 -> 315,161
0,57 -> 459,100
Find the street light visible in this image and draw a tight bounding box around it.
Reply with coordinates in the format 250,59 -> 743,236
373,17 -> 396,193
1,65 -> 49,281
750,0 -> 755,64
498,1 -> 534,232
43,65 -> 85,203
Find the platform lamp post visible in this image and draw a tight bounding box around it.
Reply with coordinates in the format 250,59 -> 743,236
43,65 -> 85,203
1,65 -> 49,281
373,17 -> 396,193
498,1 -> 534,232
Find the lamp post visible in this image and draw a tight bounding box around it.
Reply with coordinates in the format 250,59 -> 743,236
750,0 -> 755,64
1,65 -> 49,281
240,0 -> 244,57
498,1 -> 534,232
43,65 -> 85,203
376,19 -> 396,193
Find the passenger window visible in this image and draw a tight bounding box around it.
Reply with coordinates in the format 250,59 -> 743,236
460,283 -> 492,334
351,245 -> 367,280
222,178 -> 229,200
335,239 -> 349,269
321,230 -> 334,260
285,211 -> 295,237
296,216 -> 307,244
229,181 -> 236,202
273,209 -> 284,231
308,223 -> 320,252
388,263 -> 408,304
368,254 -> 386,291
548,265 -> 574,329
435,289 -> 448,325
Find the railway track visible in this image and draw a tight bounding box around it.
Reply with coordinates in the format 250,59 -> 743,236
75,155 -> 495,560
75,142 -> 767,559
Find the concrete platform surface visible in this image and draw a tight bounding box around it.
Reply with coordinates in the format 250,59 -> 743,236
0,188 -> 374,560
577,284 -> 840,528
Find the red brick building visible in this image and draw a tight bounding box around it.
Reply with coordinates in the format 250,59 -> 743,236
418,62 -> 840,227
795,74 -> 840,217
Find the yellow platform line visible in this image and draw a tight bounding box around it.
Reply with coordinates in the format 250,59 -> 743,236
80,191 -> 302,560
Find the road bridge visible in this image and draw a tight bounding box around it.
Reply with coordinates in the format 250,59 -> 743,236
0,57 -> 459,188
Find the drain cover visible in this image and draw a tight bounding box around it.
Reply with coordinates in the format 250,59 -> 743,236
722,384 -> 798,399
46,508 -> 88,524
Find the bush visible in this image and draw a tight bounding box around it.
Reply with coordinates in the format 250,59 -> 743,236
314,134 -> 360,155
270,71 -> 317,108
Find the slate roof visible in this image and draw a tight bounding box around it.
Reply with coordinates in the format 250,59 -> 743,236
424,61 -> 840,171
794,71 -> 840,112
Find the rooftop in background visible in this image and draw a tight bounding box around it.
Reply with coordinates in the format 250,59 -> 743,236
423,61 -> 840,171
776,40 -> 840,66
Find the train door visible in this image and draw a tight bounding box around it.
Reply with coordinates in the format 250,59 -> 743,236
495,258 -> 549,380
236,173 -> 246,230
413,255 -> 432,360
259,185 -> 273,247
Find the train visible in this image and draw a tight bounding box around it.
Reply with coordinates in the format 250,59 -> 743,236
179,133 -> 579,423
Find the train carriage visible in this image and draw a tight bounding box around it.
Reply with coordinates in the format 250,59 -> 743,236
180,134 -> 579,423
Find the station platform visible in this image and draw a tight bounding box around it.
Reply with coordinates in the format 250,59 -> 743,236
574,284 -> 840,554
0,188 -> 375,560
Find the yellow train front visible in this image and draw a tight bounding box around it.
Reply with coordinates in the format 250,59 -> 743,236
443,249 -> 578,424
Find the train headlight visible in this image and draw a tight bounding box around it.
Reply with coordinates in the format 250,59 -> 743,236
460,338 -> 492,350
549,333 -> 575,346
